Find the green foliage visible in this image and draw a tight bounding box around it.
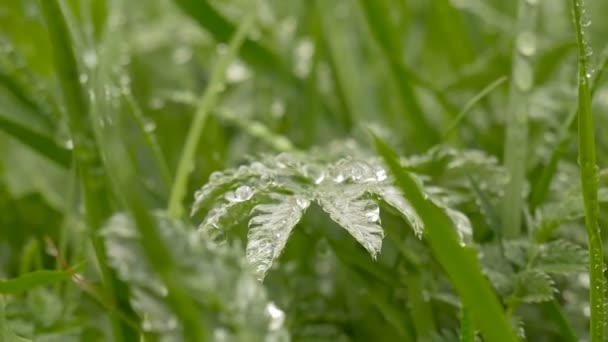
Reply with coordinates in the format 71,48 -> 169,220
1,0 -> 607,340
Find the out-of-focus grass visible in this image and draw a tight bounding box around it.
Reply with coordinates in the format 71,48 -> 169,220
0,0 -> 607,340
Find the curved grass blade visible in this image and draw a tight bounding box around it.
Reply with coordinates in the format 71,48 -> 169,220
38,1 -> 136,340
0,265 -> 82,294
570,0 -> 605,340
168,10 -> 256,218
0,115 -> 71,167
357,0 -> 438,150
501,0 -> 539,239
442,75 -> 508,139
529,49 -> 608,211
372,133 -> 518,342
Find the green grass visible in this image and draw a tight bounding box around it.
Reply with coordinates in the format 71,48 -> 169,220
1,0 -> 607,340
570,0 -> 605,340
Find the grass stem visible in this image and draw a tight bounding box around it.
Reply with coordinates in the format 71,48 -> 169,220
168,11 -> 255,218
570,0 -> 606,340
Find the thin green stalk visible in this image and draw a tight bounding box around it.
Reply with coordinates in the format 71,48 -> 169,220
570,0 -> 606,340
0,114 -> 72,167
357,0 -> 439,150
501,0 -> 539,239
167,11 -> 255,218
216,110 -> 295,153
443,75 -> 508,139
38,1 -> 135,341
123,92 -> 172,191
373,134 -> 518,342
529,49 -> 608,211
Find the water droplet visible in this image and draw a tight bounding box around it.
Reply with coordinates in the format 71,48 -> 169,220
213,328 -> 229,341
294,38 -> 315,78
365,204 -> 380,222
375,168 -> 387,181
172,46 -> 192,65
143,118 -> 156,133
304,164 -> 326,184
235,185 -> 254,201
225,59 -> 250,83
266,302 -> 286,331
525,0 -> 539,5
78,73 -> 88,84
514,59 -> 534,91
333,172 -> 345,183
209,171 -> 222,181
296,197 -> 311,209
349,161 -> 376,183
64,139 -> 74,150
83,49 -> 98,69
516,31 -> 536,56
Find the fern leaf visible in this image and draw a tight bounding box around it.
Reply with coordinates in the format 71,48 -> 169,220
247,194 -> 311,279
373,185 -> 424,238
316,185 -> 384,258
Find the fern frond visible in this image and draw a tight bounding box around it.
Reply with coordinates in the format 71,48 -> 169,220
247,193 -> 311,279
316,186 -> 384,258
100,212 -> 289,340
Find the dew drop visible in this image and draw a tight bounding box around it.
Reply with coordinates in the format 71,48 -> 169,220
333,172 -> 345,183
78,73 -> 88,84
82,49 -> 98,69
514,59 -> 534,91
266,302 -> 286,331
304,164 -> 326,184
143,118 -> 156,133
375,168 -> 387,182
296,197 -> 311,209
350,161 -> 376,183
234,185 -> 254,201
209,171 -> 222,181
365,204 -> 380,222
64,139 -> 74,150
225,59 -> 250,83
516,31 -> 536,56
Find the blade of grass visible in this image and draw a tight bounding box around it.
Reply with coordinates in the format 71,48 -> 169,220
123,92 -> 172,192
372,133 -> 518,342
0,114 -> 72,167
539,300 -> 578,342
570,0 -> 605,340
459,305 -> 475,342
38,1 -> 136,341
216,110 -> 295,153
442,76 -> 508,139
167,11 -> 255,218
529,48 -> 608,211
0,267 -> 81,294
91,11 -> 208,340
357,0 -> 439,150
172,0 -> 285,78
501,0 -> 539,239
